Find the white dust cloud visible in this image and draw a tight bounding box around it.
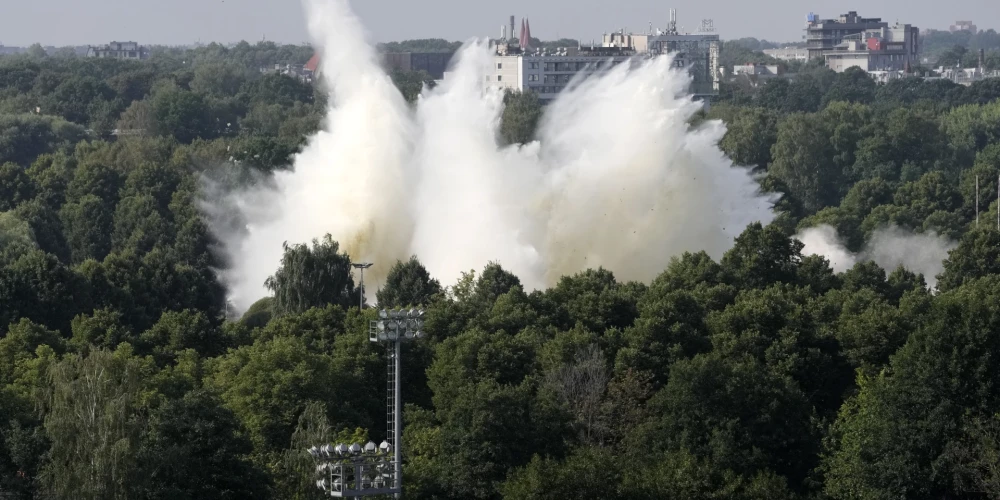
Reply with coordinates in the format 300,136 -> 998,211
797,225 -> 857,273
796,224 -> 957,288
216,0 -> 777,312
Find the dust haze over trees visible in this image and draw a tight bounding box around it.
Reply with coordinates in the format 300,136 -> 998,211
2,37 -> 1000,499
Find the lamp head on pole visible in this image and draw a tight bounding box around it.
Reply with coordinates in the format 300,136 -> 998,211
370,308 -> 425,343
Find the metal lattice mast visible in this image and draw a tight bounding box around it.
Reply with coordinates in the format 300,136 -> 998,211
392,341 -> 402,497
309,308 -> 422,498
386,345 -> 395,444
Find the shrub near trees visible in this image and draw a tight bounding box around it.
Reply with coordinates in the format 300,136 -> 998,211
3,41 -> 1000,499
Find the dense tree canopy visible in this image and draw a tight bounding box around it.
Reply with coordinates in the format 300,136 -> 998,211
2,37 -> 1000,500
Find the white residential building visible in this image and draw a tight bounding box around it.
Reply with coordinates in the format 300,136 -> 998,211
487,46 -> 637,101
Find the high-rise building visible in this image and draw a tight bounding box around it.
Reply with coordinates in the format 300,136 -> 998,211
805,11 -> 888,60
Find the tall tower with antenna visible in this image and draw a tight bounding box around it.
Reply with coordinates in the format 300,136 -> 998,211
667,8 -> 678,35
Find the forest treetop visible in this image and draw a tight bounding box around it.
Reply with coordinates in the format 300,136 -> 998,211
1,39 -> 1000,500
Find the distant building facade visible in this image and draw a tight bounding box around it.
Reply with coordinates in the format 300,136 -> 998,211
87,41 -> 148,60
303,53 -> 321,81
763,48 -> 809,62
383,52 -> 454,80
805,11 -> 888,60
931,66 -> 1000,86
950,21 -> 977,33
487,45 -> 636,102
727,63 -> 785,86
601,29 -> 721,97
823,23 -> 920,73
732,63 -> 782,77
483,10 -> 720,102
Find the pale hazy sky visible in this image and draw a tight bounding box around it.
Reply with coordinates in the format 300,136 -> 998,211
1,0 -> 996,47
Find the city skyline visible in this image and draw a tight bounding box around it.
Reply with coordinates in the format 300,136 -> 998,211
1,0 -> 997,48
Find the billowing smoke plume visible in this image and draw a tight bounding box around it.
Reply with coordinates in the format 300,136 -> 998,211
796,224 -> 956,288
216,0 -> 778,312
797,225 -> 857,273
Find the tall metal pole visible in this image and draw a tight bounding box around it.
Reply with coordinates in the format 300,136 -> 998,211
393,340 -> 402,499
352,263 -> 373,310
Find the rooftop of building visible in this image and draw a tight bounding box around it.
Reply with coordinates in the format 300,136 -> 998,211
304,53 -> 320,73
89,41 -> 143,50
495,45 -> 637,58
807,11 -> 887,27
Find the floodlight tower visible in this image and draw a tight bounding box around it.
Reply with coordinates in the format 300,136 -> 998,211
309,308 -> 424,498
351,263 -> 373,310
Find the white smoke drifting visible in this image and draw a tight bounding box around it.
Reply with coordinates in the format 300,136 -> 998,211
217,0 -> 777,312
796,224 -> 956,288
797,225 -> 857,273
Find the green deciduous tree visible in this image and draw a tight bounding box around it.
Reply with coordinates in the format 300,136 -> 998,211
151,87 -> 214,143
823,276 -> 1000,499
376,256 -> 442,308
499,90 -> 542,145
41,346 -> 151,500
60,194 -> 114,263
137,389 -> 270,500
822,67 -> 877,106
265,235 -> 356,315
721,222 -> 802,290
0,163 -> 36,211
0,114 -> 85,167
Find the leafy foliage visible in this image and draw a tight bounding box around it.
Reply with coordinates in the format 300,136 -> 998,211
1,37 -> 1000,500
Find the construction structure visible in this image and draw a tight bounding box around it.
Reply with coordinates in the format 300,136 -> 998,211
805,12 -> 888,60
485,10 -> 721,102
823,22 -> 920,73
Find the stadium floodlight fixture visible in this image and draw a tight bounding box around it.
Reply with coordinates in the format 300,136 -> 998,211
308,437 -> 398,498
309,308 -> 426,498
